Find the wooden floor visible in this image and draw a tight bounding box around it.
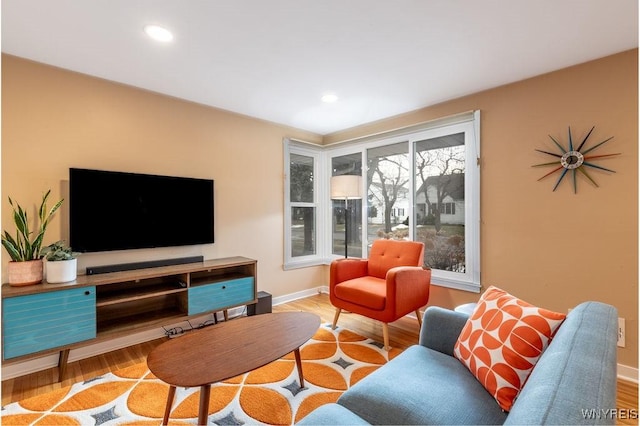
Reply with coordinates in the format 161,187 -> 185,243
2,293 -> 638,425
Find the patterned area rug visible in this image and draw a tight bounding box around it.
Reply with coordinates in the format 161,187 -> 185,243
2,323 -> 402,425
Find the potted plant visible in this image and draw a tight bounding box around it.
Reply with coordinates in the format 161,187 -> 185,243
41,240 -> 79,283
1,190 -> 63,286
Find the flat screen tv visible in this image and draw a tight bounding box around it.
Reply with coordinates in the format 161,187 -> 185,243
70,168 -> 214,253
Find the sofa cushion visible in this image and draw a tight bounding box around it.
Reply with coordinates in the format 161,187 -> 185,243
337,345 -> 508,425
453,286 -> 566,411
297,403 -> 370,425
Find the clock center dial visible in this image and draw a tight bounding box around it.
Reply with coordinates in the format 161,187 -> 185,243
560,151 -> 584,169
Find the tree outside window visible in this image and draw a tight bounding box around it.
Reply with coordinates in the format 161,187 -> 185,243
415,133 -> 465,272
366,142 -> 410,246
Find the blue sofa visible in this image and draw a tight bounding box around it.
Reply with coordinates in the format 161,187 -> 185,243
299,302 -> 618,425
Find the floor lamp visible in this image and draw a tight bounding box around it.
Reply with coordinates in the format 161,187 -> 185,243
330,175 -> 363,258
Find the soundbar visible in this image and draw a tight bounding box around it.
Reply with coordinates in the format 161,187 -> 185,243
86,256 -> 204,275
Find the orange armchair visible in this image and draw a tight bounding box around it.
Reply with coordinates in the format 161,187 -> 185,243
330,239 -> 431,350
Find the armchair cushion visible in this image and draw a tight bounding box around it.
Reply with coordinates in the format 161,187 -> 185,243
367,240 -> 425,278
333,276 -> 386,310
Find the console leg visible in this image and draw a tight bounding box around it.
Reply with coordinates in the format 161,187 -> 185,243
58,349 -> 70,382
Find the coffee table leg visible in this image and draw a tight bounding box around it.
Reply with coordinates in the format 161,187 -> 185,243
198,384 -> 211,425
162,385 -> 176,425
294,348 -> 305,388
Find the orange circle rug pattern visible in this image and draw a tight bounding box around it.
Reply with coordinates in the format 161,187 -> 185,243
1,324 -> 402,425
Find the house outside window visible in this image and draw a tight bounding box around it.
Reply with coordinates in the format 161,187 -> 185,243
414,132 -> 467,274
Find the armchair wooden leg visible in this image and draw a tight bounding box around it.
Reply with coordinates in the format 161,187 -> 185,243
415,309 -> 423,328
332,308 -> 341,330
382,323 -> 390,351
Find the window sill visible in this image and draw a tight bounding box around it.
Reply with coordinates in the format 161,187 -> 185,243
431,275 -> 481,293
283,258 -> 325,270
284,259 -> 480,293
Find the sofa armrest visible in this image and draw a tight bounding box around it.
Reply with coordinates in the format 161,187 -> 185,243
505,301 -> 618,425
419,306 -> 469,356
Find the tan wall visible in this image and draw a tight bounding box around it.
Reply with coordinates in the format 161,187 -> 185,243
3,50 -> 637,368
325,49 -> 639,368
1,54 -> 325,299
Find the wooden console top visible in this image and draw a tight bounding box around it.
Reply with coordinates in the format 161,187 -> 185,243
2,256 -> 256,297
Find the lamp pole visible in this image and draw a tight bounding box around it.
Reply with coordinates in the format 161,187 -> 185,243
330,175 -> 362,259
344,198 -> 349,258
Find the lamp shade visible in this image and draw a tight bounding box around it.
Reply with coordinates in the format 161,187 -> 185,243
331,175 -> 362,200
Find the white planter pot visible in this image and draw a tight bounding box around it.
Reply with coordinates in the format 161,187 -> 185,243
45,258 -> 77,283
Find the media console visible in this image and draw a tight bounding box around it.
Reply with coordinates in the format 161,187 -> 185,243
1,256 -> 257,380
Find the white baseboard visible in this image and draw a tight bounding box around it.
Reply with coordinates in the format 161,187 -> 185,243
617,363 -> 639,383
271,286 -> 325,306
3,286 -> 638,386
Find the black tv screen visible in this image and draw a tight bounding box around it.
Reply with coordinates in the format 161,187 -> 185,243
70,168 -> 214,252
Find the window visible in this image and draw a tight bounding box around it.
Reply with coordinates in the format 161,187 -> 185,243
290,153 -> 316,258
367,142 -> 410,244
331,153 -> 363,258
414,129 -> 468,277
284,111 -> 480,291
284,141 -> 323,268
428,203 -> 456,215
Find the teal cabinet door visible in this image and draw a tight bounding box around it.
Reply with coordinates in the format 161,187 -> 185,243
188,277 -> 254,315
3,287 -> 96,359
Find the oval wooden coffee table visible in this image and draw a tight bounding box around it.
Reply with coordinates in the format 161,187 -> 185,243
147,311 -> 321,425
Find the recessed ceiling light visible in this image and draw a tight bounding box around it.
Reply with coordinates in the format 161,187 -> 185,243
144,25 -> 174,42
321,93 -> 338,103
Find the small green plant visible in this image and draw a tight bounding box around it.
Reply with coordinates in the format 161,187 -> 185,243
1,190 -> 64,262
41,240 -> 78,261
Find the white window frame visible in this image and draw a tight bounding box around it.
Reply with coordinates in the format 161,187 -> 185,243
283,139 -> 325,269
407,117 -> 480,292
283,111 -> 481,292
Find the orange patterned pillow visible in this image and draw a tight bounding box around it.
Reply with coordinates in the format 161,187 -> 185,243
453,286 -> 566,411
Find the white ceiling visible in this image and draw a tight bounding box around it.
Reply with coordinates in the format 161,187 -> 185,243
2,1 -> 638,135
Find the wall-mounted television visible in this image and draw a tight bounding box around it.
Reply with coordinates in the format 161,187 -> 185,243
70,168 -> 214,253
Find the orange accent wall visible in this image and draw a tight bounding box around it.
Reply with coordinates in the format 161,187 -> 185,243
325,49 -> 638,369
2,49 -> 637,368
1,54 -> 325,300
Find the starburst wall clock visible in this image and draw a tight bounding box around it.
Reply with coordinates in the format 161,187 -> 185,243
533,126 -> 620,193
